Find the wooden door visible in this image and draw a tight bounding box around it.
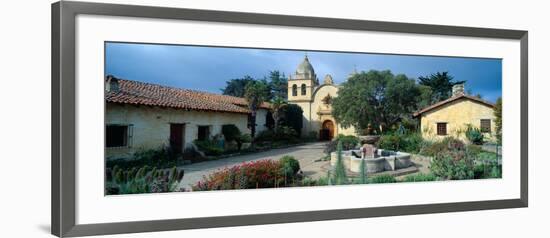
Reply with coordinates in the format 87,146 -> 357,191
170,124 -> 185,154
321,120 -> 335,140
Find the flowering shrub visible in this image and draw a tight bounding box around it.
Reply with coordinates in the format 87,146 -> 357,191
193,159 -> 300,191
430,149 -> 475,180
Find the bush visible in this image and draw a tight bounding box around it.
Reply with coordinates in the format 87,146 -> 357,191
279,156 -> 300,177
107,146 -> 179,170
430,149 -> 475,180
403,173 -> 437,182
221,124 -> 241,142
274,126 -> 299,141
255,130 -> 275,142
465,126 -> 484,145
377,133 -> 424,153
333,141 -> 348,185
237,133 -> 252,146
192,160 -> 290,190
420,137 -> 465,157
466,144 -> 483,156
368,174 -> 397,183
194,139 -> 224,156
378,134 -> 400,151
105,165 -> 184,195
324,134 -> 359,154
474,159 -> 501,179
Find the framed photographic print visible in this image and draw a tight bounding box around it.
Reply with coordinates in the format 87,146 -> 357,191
52,1 -> 528,237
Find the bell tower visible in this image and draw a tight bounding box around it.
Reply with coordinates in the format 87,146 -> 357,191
288,54 -> 318,102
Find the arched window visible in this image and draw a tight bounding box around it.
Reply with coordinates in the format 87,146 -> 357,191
292,84 -> 298,96
301,84 -> 306,95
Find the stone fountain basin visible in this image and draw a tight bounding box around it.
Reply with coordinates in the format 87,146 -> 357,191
330,149 -> 412,173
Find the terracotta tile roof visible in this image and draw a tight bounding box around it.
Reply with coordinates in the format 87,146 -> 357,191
105,77 -> 271,114
413,93 -> 495,117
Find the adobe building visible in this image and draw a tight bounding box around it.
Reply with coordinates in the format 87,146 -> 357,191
104,76 -> 270,159
413,84 -> 496,142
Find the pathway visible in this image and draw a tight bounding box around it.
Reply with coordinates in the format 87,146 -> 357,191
177,142 -> 329,190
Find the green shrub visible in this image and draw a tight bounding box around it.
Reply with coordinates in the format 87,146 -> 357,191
324,134 -> 359,154
221,124 -> 241,142
466,144 -> 483,156
465,126 -> 484,145
368,174 -> 397,183
378,134 -> 400,151
106,165 -> 184,195
239,133 -> 252,143
430,149 -> 475,180
107,146 -> 179,170
403,173 -> 437,182
274,126 -> 298,141
378,133 -> 424,153
279,156 -> 300,177
255,130 -> 275,142
333,141 -> 348,185
359,158 -> 367,184
420,137 -> 465,157
474,162 -> 501,179
193,139 -> 224,156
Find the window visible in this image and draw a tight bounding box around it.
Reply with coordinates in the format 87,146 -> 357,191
197,125 -> 210,141
292,84 -> 297,96
436,123 -> 447,136
106,124 -> 132,147
301,84 -> 306,95
480,119 -> 491,133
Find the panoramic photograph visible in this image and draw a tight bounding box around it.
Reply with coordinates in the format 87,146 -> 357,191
104,42 -> 502,195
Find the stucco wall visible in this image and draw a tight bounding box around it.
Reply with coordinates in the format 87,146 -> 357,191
105,103 -> 262,159
420,98 -> 496,142
287,79 -> 315,101
288,83 -> 358,138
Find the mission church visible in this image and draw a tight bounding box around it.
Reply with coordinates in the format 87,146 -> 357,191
287,55 -> 356,140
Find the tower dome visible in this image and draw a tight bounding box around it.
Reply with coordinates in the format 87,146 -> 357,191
290,55 -> 317,82
296,55 -> 315,76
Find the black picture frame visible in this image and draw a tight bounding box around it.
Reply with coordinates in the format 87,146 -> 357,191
52,1 -> 528,237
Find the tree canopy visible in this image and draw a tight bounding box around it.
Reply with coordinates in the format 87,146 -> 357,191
221,76 -> 255,98
244,80 -> 270,138
221,71 -> 287,100
331,70 -> 421,133
418,71 -> 465,103
267,70 -> 288,100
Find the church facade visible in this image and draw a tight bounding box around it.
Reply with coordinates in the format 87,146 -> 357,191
287,56 -> 357,140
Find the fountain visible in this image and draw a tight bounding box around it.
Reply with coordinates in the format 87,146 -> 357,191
330,138 -> 413,173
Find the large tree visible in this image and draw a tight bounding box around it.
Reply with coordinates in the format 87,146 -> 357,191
280,104 -> 303,137
418,71 -> 465,103
244,80 -> 269,139
332,70 -> 421,133
268,70 -> 288,100
270,96 -> 287,132
221,76 -> 255,97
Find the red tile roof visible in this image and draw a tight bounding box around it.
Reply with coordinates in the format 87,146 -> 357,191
413,93 -> 495,117
105,77 -> 271,114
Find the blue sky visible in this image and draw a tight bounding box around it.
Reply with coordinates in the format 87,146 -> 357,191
105,42 -> 502,103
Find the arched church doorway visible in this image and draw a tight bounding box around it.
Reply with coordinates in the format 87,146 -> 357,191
320,120 -> 335,141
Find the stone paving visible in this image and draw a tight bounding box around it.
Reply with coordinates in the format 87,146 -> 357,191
177,142 -> 329,190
